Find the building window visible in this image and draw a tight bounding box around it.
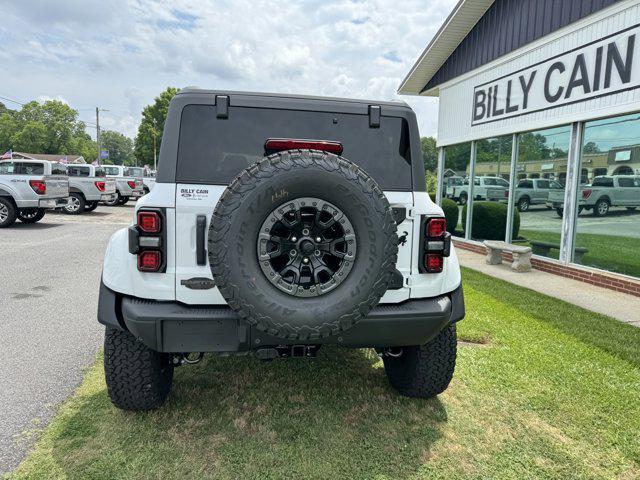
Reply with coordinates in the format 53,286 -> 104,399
512,125 -> 571,259
470,136 -> 512,241
442,142 -> 471,236
574,112 -> 640,278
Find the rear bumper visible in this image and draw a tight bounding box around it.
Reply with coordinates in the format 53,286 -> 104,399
38,197 -> 69,208
98,281 -> 465,352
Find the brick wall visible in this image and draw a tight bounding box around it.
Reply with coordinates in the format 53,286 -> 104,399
453,240 -> 640,298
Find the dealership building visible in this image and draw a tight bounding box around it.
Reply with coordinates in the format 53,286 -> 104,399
400,0 -> 640,291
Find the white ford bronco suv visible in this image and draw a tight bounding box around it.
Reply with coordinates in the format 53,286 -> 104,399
98,90 -> 465,411
0,159 -> 69,227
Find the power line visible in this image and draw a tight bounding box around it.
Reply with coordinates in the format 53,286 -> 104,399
0,94 -> 26,106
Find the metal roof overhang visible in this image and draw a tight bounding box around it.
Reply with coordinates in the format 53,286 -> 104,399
397,0 -> 494,97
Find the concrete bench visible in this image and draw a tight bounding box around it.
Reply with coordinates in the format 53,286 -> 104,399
483,240 -> 532,272
530,241 -> 588,262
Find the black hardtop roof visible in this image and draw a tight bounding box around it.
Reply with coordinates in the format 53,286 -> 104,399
177,88 -> 410,109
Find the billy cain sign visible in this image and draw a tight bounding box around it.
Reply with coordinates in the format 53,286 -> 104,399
472,25 -> 638,126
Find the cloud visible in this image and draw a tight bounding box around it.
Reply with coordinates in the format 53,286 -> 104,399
0,0 -> 457,139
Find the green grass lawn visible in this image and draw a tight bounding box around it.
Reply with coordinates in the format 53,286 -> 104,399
519,229 -> 640,278
8,269 -> 640,479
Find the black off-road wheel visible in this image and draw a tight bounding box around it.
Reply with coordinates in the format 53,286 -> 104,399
383,324 -> 457,398
104,327 -> 174,411
117,195 -> 130,205
208,149 -> 398,341
17,208 -> 46,223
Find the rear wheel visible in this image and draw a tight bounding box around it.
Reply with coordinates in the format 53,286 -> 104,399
104,327 -> 174,411
594,199 -> 610,217
383,324 -> 457,398
626,207 -> 637,212
0,197 -> 17,228
103,191 -> 120,206
18,208 -> 46,223
63,192 -> 86,215
85,201 -> 99,212
117,196 -> 130,205
517,197 -> 530,212
458,193 -> 468,206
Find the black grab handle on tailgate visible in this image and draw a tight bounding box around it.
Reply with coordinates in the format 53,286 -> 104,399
196,215 -> 207,265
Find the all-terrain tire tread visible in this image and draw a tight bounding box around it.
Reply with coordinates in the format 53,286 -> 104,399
103,327 -> 173,411
208,149 -> 398,340
384,324 -> 457,398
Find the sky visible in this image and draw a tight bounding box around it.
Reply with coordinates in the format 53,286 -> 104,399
0,0 -> 457,141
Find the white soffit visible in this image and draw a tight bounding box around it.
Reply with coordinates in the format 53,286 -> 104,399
398,0 -> 495,97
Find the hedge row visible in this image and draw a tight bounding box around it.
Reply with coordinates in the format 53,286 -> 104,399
427,195 -> 517,239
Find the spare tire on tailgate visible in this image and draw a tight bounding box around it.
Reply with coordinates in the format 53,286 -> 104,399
208,149 -> 398,340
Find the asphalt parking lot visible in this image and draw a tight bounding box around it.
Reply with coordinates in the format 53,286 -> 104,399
0,205 -> 132,473
519,205 -> 640,237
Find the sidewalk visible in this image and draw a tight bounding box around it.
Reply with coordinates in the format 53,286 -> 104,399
457,248 -> 640,328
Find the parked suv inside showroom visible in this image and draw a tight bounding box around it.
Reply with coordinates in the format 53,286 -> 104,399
98,89 -> 465,411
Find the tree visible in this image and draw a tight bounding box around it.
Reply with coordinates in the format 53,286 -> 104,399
0,99 -> 99,160
134,87 -> 179,166
583,141 -> 601,154
421,136 -> 438,173
101,130 -> 135,165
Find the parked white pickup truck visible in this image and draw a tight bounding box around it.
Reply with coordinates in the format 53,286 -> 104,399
103,165 -> 144,206
514,179 -> 563,211
125,167 -> 155,194
451,176 -> 509,205
64,164 -> 117,214
0,159 -> 69,227
548,175 -> 640,217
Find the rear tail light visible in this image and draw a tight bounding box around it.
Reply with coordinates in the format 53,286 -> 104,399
582,189 -> 592,199
29,180 -> 46,195
95,181 -> 106,191
127,180 -> 136,189
421,217 -> 451,273
425,254 -> 444,273
265,138 -> 343,155
137,251 -> 161,272
426,218 -> 446,237
504,190 -> 509,198
137,211 -> 161,233
130,209 -> 165,273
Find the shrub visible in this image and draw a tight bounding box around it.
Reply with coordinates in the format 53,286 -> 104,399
428,192 -> 436,202
441,198 -> 459,234
462,201 -> 520,240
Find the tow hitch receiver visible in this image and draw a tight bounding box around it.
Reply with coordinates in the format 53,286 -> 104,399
256,345 -> 319,361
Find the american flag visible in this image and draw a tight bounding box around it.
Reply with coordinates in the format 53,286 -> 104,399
0,150 -> 12,160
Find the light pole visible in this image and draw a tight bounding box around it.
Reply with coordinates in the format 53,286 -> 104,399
152,118 -> 158,172
96,107 -> 109,164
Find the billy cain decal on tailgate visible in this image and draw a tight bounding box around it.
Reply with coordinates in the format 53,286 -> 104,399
472,27 -> 638,126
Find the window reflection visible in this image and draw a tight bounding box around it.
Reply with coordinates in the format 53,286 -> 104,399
470,136 -> 512,241
513,126 -> 571,258
442,142 -> 471,236
574,113 -> 640,278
